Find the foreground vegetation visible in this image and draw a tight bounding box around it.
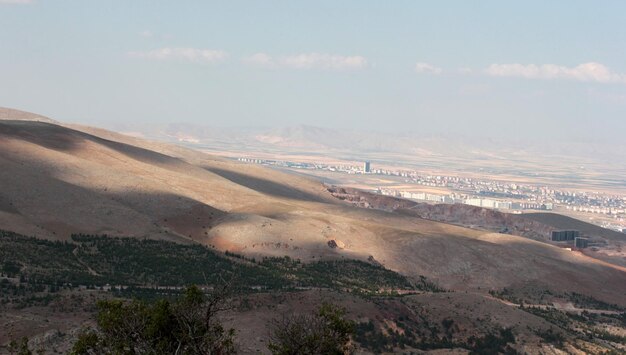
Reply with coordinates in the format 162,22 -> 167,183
9,285 -> 355,355
489,288 -> 626,353
71,285 -> 237,354
0,230 -> 419,298
3,230 -> 625,354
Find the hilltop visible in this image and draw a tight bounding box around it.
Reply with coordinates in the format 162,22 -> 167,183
1,107 -> 625,305
2,107 -> 626,353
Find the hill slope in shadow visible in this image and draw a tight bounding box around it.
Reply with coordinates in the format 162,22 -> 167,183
1,107 -> 625,306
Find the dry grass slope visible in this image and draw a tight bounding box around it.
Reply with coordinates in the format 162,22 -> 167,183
1,107 -> 625,307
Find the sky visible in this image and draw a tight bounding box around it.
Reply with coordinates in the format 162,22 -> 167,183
1,1 -> 626,141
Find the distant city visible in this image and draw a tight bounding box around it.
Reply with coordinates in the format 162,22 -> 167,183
237,157 -> 626,233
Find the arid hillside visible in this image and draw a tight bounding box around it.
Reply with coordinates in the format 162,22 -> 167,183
329,186 -> 626,268
1,108 -> 625,306
0,107 -> 57,123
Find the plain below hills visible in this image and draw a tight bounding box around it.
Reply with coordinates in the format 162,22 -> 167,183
1,107 -> 625,307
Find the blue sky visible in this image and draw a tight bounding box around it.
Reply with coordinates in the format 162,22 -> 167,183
1,1 -> 626,141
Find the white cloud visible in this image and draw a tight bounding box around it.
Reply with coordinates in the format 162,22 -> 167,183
128,48 -> 227,63
243,52 -> 275,67
281,53 -> 367,70
485,62 -> 626,84
242,52 -> 368,71
0,0 -> 32,4
414,62 -> 442,75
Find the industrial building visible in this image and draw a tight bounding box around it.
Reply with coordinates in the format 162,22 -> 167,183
363,161 -> 371,173
575,237 -> 589,248
465,198 -> 512,210
551,230 -> 580,242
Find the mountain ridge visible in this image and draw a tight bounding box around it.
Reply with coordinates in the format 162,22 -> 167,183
1,107 -> 625,307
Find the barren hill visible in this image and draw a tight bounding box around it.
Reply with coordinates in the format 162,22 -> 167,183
1,108 -> 625,306
0,107 -> 57,124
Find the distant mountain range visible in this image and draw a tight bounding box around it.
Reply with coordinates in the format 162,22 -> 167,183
2,106 -> 624,304
112,121 -> 626,181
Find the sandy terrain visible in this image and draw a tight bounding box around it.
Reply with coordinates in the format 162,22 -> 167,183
1,108 -> 626,308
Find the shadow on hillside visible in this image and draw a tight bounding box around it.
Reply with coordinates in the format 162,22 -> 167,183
0,120 -> 182,167
0,160 -> 227,242
204,167 -> 328,203
0,193 -> 20,214
523,212 -> 626,241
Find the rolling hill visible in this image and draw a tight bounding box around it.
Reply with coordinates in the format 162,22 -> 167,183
1,107 -> 626,307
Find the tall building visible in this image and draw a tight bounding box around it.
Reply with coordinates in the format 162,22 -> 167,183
363,161 -> 371,173
575,237 -> 589,248
551,230 -> 580,242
